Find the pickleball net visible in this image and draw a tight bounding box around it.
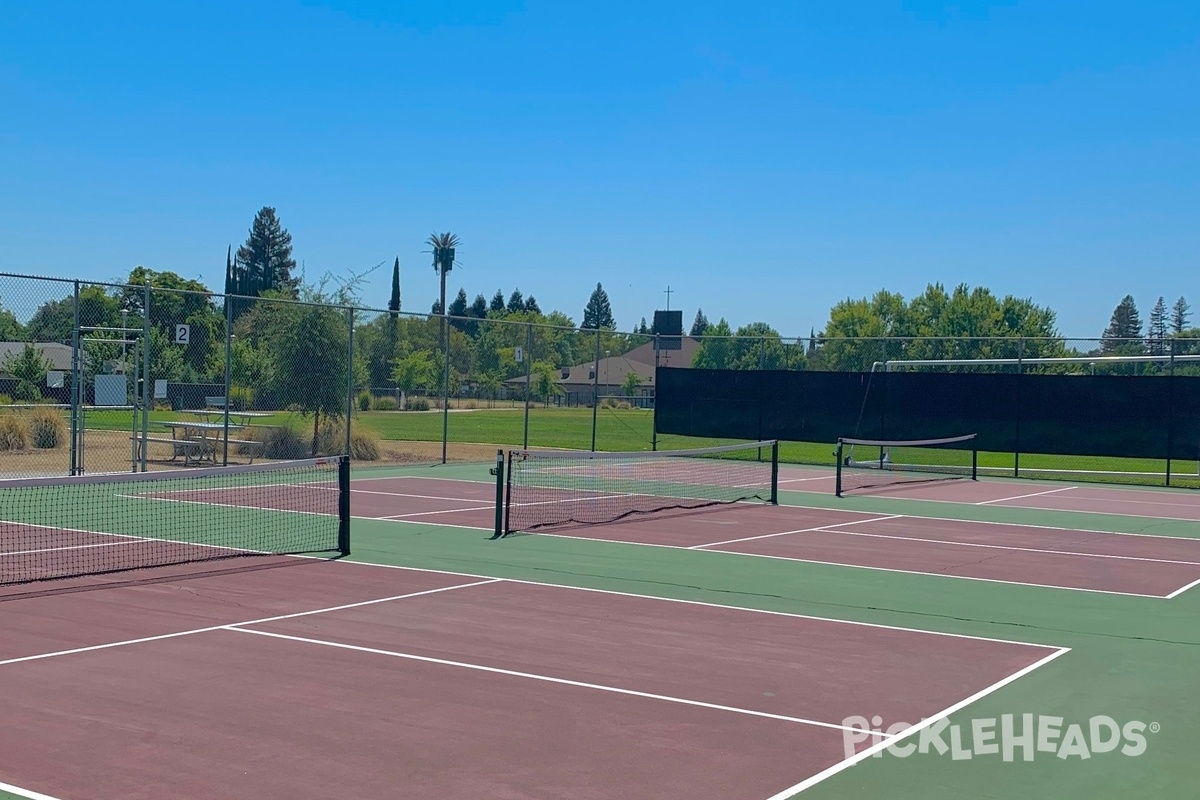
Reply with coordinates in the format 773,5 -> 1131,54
1,456 -> 350,587
835,434 -> 978,496
499,440 -> 779,536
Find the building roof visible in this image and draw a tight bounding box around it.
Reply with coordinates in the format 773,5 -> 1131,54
503,337 -> 699,388
0,342 -> 74,373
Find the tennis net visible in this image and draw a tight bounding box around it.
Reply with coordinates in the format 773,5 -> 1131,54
835,434 -> 978,496
499,441 -> 778,536
1,457 -> 350,587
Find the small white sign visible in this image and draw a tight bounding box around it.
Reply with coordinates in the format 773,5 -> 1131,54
514,346 -> 524,363
174,324 -> 190,344
153,379 -> 168,399
46,370 -> 65,389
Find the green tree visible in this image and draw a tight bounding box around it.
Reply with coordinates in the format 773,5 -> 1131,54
689,309 -> 709,337
1101,295 -> 1144,354
236,206 -> 299,296
388,257 -> 401,316
1171,297 -> 1190,334
729,322 -> 792,370
582,282 -> 615,329
489,289 -> 506,314
621,371 -> 643,398
531,361 -> 562,406
267,298 -> 351,456
2,343 -> 51,401
692,318 -> 733,368
507,289 -> 525,313
391,351 -> 436,397
524,295 -> 541,315
1147,296 -> 1168,356
470,293 -> 488,319
0,304 -> 23,340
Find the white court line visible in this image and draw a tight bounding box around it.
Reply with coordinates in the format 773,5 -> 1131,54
0,579 -> 500,667
976,486 -> 1078,505
0,540 -> 142,558
763,647 -> 1071,799
378,505 -> 494,520
225,626 -> 895,737
689,515 -> 904,549
527,531 -> 1171,599
776,475 -> 836,484
0,780 -> 66,800
1165,576 -> 1200,600
774,523 -> 1200,567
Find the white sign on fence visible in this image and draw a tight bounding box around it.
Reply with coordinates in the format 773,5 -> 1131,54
46,370 -> 64,389
514,346 -> 524,363
174,324 -> 190,344
153,379 -> 168,399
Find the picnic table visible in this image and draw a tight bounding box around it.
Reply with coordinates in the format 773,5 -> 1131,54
155,421 -> 264,464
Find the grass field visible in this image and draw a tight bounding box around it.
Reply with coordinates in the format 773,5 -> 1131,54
4,404 -> 1197,488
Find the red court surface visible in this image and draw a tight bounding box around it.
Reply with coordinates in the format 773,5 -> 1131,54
347,476 -> 1200,598
0,559 -> 1064,800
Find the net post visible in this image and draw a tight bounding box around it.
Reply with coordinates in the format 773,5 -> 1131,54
491,449 -> 505,540
337,455 -> 351,555
503,451 -> 514,536
971,446 -> 978,481
835,439 -> 844,497
770,440 -> 779,504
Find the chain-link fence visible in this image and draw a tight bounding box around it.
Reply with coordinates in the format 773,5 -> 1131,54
3,271 -> 1199,485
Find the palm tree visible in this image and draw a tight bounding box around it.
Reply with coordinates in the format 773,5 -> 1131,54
427,231 -> 460,337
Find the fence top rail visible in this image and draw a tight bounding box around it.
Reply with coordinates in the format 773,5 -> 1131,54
874,354 -> 1200,371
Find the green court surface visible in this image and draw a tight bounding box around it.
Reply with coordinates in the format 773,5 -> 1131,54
2,458 -> 1198,799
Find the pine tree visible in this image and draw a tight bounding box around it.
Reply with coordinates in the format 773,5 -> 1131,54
235,206 -> 298,295
448,288 -> 469,318
1101,295 -> 1144,353
1171,296 -> 1191,334
470,294 -> 488,318
524,295 -> 541,315
582,282 -> 615,329
689,308 -> 709,337
507,289 -> 525,313
489,290 -> 506,314
431,299 -> 443,315
388,257 -> 401,316
1147,296 -> 1168,355
637,317 -> 649,335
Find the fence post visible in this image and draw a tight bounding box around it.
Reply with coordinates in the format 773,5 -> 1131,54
1166,339 -> 1175,486
522,322 -> 532,450
223,295 -> 233,466
652,333 -> 660,452
346,306 -> 355,459
141,282 -> 150,472
1015,337 -> 1024,478
591,328 -> 601,451
69,280 -> 81,475
441,313 -> 451,465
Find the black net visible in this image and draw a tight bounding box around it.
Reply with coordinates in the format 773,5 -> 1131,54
503,441 -> 778,534
1,457 -> 348,587
836,435 -> 977,496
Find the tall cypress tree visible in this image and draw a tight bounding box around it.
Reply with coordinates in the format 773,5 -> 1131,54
388,256 -> 401,317
489,289 -> 506,314
1147,296 -> 1168,355
689,308 -> 709,337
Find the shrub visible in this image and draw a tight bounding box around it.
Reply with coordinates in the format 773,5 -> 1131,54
229,386 -> 254,411
0,415 -> 29,451
407,397 -> 430,412
12,380 -> 40,403
315,419 -> 381,461
358,391 -> 372,412
258,424 -> 309,460
25,407 -> 65,449
374,396 -> 398,411
0,395 -> 11,405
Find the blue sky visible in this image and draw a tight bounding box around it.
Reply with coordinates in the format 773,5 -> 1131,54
1,1 -> 1197,338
